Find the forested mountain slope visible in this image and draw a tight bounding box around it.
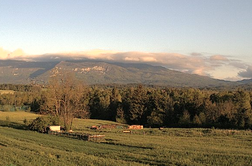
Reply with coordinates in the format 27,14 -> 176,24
0,60 -> 233,87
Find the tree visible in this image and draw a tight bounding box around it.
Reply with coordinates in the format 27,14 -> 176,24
108,87 -> 122,121
41,73 -> 87,131
29,116 -> 59,133
178,110 -> 191,127
192,115 -> 202,126
89,88 -> 111,120
233,90 -> 252,128
127,85 -> 147,124
147,108 -> 165,127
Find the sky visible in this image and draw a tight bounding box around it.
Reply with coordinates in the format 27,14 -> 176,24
0,0 -> 252,81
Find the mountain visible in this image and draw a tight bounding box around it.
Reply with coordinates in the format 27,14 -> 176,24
237,79 -> 252,84
0,59 -> 233,87
0,60 -> 59,84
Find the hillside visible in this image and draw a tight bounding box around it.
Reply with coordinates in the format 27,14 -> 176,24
0,60 -> 58,84
0,59 -> 232,87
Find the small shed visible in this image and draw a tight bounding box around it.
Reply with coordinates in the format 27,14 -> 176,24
49,126 -> 61,132
128,125 -> 143,129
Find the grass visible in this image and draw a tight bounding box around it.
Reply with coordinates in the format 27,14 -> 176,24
1,111 -> 252,166
0,111 -> 40,124
0,90 -> 15,94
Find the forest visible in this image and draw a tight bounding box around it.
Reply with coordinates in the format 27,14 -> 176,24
1,80 -> 252,130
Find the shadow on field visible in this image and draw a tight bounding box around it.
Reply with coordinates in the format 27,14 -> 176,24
0,120 -> 28,130
103,139 -> 153,149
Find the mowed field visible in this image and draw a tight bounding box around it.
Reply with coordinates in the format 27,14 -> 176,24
0,90 -> 15,94
0,111 -> 252,166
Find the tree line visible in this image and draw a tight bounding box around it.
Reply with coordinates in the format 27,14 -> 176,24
1,80 -> 252,130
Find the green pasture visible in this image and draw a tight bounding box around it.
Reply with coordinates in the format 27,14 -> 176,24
0,111 -> 40,124
1,111 -> 252,166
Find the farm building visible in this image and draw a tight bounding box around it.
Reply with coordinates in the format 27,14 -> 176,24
128,125 -> 143,129
47,126 -> 61,133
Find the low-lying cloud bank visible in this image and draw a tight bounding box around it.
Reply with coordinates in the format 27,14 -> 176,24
0,47 -> 250,81
0,47 -> 27,59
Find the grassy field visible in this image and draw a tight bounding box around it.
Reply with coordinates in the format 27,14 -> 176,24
0,90 -> 15,94
0,111 -> 40,124
1,111 -> 252,166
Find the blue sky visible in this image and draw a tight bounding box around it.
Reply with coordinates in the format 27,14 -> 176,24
0,0 -> 252,80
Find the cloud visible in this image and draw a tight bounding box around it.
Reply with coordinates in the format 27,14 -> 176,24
238,66 -> 252,78
73,49 -> 117,60
210,55 -> 229,61
124,57 -> 139,61
0,48 -> 10,58
0,47 -> 26,59
142,57 -> 157,62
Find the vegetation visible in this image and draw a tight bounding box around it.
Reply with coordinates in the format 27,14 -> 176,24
0,111 -> 39,124
1,111 -> 252,166
28,116 -> 59,133
2,74 -> 252,165
0,84 -> 41,92
40,74 -> 87,131
1,83 -> 252,129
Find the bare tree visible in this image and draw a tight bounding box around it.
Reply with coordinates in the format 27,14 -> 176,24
41,73 -> 87,131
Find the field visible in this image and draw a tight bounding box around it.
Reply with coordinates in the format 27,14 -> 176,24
0,111 -> 40,124
1,111 -> 252,166
0,90 -> 15,94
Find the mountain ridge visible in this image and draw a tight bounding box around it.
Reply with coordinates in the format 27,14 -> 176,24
0,59 -> 240,87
